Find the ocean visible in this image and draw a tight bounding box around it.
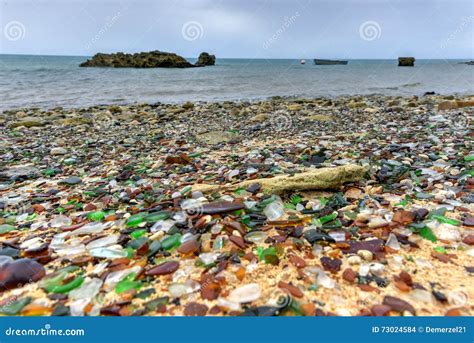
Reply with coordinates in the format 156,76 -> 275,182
0,54 -> 473,110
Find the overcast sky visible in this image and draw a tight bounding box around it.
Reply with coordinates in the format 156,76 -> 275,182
0,0 -> 473,58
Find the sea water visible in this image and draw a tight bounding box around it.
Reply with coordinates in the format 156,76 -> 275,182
0,54 -> 473,110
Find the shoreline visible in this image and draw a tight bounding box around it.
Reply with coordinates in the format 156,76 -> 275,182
0,94 -> 473,317
2,92 -> 474,114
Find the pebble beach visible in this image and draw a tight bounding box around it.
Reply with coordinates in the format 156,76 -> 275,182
0,93 -> 473,317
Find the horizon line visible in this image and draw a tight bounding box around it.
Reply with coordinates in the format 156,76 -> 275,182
0,53 -> 473,60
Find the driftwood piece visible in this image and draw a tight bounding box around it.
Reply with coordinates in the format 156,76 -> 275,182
192,164 -> 367,195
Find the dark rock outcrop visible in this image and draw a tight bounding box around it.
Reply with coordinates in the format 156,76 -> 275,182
398,57 -> 415,67
80,51 -> 196,68
196,52 -> 216,66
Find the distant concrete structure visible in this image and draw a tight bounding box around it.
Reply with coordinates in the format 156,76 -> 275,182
398,57 -> 415,67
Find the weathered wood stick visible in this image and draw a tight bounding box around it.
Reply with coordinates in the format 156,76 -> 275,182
192,164 -> 367,195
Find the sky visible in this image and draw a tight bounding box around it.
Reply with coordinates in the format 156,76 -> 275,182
0,0 -> 473,59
